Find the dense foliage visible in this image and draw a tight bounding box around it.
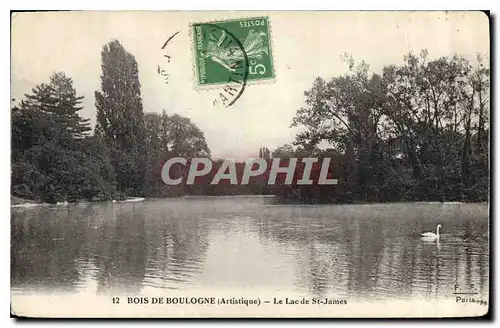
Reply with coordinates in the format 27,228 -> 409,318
11,73 -> 117,203
95,40 -> 146,195
143,111 -> 211,197
11,40 -> 213,203
283,51 -> 489,202
11,43 -> 489,204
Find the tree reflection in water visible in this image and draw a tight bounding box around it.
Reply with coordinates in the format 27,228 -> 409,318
11,199 -> 488,301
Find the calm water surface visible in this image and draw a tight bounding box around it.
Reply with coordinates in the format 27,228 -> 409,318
11,197 -> 489,301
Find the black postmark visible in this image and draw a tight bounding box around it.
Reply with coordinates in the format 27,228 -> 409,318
195,23 -> 249,107
158,31 -> 180,85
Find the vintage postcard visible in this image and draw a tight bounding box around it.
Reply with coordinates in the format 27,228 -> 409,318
10,11 -> 490,318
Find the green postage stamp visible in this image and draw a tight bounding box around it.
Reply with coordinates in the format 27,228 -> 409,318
192,17 -> 275,87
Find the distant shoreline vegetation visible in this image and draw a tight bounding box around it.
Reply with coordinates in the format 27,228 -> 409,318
10,194 -> 487,208
11,40 -> 489,204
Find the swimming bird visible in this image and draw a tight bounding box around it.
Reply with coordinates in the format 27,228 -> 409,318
421,224 -> 442,240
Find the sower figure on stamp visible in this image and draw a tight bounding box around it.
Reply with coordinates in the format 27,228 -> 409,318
203,29 -> 269,72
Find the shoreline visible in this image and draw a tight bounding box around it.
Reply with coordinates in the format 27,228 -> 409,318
11,194 -> 488,207
10,195 -> 146,208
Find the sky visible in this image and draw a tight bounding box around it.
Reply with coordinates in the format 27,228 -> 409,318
11,11 -> 489,159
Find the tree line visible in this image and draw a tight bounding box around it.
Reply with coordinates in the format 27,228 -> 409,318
11,40 -> 212,203
11,40 -> 489,203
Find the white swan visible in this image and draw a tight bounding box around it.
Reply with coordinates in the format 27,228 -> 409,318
421,224 -> 441,240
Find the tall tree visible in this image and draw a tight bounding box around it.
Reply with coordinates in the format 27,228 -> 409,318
15,72 -> 91,145
95,40 -> 145,194
258,147 -> 271,161
46,72 -> 91,139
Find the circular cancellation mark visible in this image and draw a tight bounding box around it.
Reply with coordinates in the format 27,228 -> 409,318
193,23 -> 249,107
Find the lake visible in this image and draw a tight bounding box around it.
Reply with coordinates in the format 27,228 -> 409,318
11,196 -> 489,302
